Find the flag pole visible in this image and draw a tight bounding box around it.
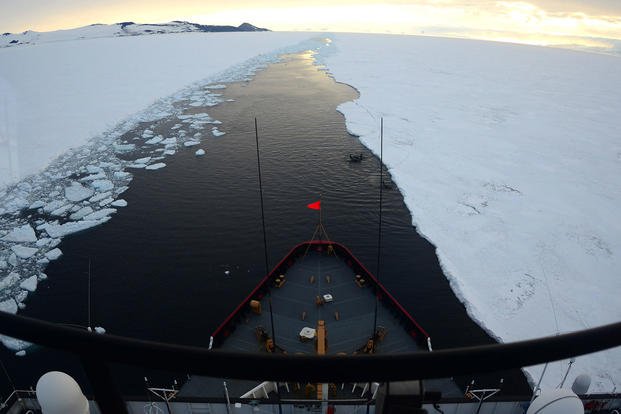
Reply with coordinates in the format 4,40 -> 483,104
319,194 -> 322,240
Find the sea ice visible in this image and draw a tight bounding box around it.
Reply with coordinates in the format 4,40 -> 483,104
11,245 -> 39,259
145,163 -> 166,170
145,136 -> 163,145
111,199 -> 127,207
19,276 -> 37,292
50,204 -> 73,216
43,200 -> 66,213
113,143 -> 135,153
89,191 -> 112,203
15,350 -> 26,357
35,238 -> 50,247
29,201 -> 45,209
211,128 -> 225,137
2,224 -> 37,243
0,273 -> 20,290
79,172 -> 107,182
98,197 -> 114,206
195,149 -> 205,156
134,157 -> 152,164
86,165 -> 103,174
319,33 -> 621,391
69,206 -> 94,220
0,300 -> 17,317
183,141 -> 199,147
91,180 -> 114,192
113,171 -> 131,179
44,248 -> 62,261
82,208 -> 117,221
43,219 -> 107,238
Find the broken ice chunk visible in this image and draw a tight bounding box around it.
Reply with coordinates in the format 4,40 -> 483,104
211,127 -> 225,137
45,248 -> 63,261
2,224 -> 37,243
69,206 -> 94,220
145,136 -> 163,145
91,180 -> 114,192
145,163 -> 166,170
11,245 -> 38,259
19,275 -> 37,292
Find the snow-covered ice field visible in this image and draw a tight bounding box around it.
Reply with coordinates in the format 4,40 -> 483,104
0,31 -> 312,188
318,33 -> 621,392
1,29 -> 620,392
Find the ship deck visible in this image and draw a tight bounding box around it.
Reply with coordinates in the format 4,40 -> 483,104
181,245 -> 461,398
220,249 -> 419,355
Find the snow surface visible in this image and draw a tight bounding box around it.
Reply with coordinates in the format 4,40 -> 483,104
0,31 -> 312,189
318,33 -> 621,392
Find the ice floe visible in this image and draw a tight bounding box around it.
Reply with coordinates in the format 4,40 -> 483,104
211,127 -> 225,137
91,180 -> 114,192
19,275 -> 37,292
11,245 -> 39,259
69,206 -> 94,220
2,224 -> 37,243
145,136 -> 163,145
44,248 -> 63,260
145,163 -> 166,170
195,149 -> 206,156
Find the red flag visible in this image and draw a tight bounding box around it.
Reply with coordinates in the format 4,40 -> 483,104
307,200 -> 321,210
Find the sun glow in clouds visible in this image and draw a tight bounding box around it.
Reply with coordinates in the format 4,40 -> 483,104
189,1 -> 621,50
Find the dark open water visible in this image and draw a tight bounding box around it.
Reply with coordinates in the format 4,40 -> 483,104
0,52 -> 530,396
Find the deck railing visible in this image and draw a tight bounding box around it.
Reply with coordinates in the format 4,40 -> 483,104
0,309 -> 620,413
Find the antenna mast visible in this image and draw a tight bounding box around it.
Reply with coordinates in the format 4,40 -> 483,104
372,118 -> 384,338
254,118 -> 276,347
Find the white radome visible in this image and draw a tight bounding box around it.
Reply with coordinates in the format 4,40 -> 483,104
527,389 -> 583,414
36,371 -> 90,414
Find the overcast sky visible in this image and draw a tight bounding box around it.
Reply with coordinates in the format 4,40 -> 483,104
2,1 -> 621,49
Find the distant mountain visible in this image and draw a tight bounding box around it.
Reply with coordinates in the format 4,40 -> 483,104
0,21 -> 269,48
